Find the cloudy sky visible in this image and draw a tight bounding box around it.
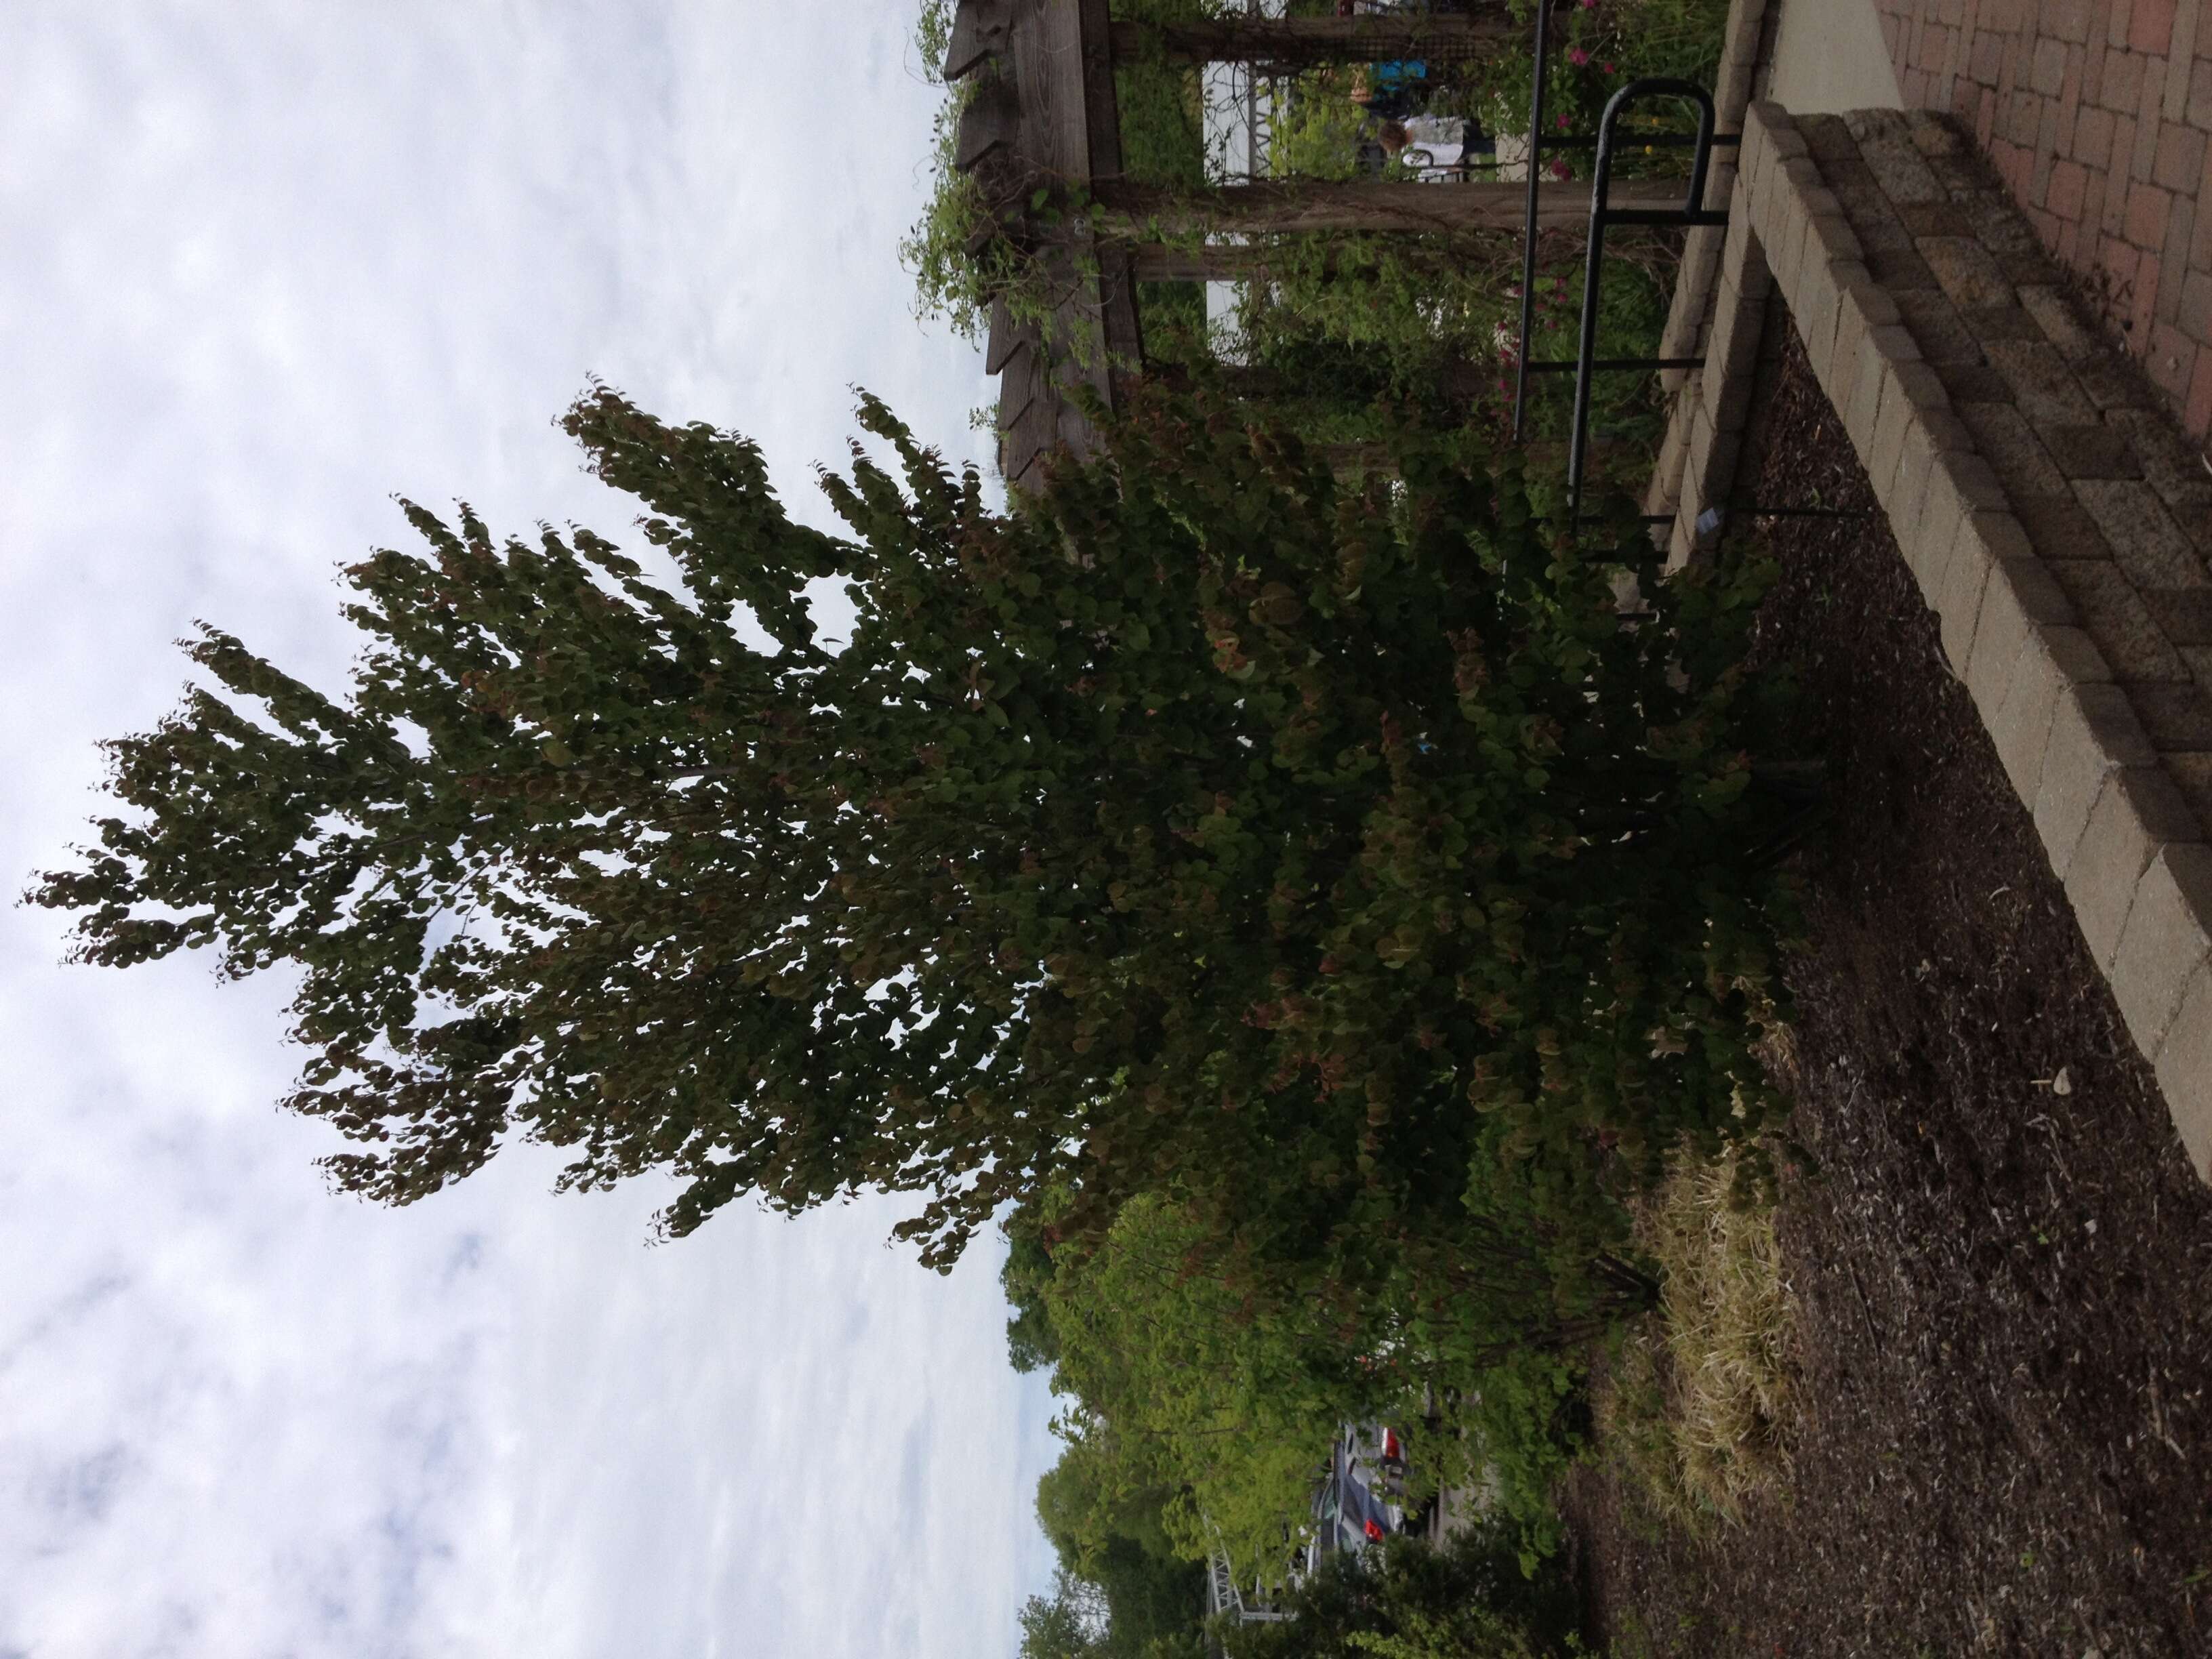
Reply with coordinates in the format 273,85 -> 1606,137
0,5 -> 1063,1654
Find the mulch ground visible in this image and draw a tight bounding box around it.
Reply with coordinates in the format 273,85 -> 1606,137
1560,323 -> 2212,1658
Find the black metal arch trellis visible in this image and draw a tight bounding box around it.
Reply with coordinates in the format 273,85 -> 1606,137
1506,0 -> 1737,523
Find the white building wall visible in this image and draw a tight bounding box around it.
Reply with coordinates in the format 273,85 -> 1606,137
1197,0 -> 1286,363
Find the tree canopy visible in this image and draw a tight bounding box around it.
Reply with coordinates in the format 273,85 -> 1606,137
33,382 -> 1795,1284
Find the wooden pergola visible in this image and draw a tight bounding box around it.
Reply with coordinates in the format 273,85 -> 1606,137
941,0 -> 1676,489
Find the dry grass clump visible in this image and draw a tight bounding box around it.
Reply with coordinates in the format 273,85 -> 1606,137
1597,1140 -> 1798,1528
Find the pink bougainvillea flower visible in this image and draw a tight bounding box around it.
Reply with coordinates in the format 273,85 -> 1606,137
1555,112 -> 1571,129
1568,46 -> 1589,64
1603,62 -> 1616,73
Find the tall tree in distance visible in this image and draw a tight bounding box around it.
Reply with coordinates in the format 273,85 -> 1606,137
32,380 -> 1797,1285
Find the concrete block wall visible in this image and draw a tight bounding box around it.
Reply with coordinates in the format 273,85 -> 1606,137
1643,0 -> 1772,529
1731,100 -> 2212,1185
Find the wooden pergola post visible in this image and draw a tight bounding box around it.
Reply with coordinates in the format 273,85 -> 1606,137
1129,242 -> 1275,283
1095,177 -> 1686,240
1153,356 -> 1498,410
1107,12 -> 1517,68
936,0 -> 1665,488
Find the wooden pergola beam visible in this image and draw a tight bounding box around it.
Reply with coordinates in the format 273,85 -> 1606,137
1129,241 -> 1273,282
1096,178 -> 1690,239
943,0 -> 1013,81
1107,12 -> 1516,68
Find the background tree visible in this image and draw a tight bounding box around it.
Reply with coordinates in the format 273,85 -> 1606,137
1035,1191 -> 1345,1568
1036,1438 -> 1186,1571
1002,1214 -> 1065,1375
1218,1528 -> 1586,1659
1017,1562 -> 1208,1659
1025,1481 -> 1208,1659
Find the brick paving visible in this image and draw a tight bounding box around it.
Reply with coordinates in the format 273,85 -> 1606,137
1872,0 -> 2212,443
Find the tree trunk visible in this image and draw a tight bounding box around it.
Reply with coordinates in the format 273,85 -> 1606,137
1108,14 -> 1517,68
1097,176 -> 1689,239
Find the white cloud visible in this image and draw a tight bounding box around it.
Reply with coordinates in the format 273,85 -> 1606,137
0,3 -> 1052,1654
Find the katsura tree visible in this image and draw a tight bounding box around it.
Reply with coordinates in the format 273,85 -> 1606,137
30,378 -> 1798,1288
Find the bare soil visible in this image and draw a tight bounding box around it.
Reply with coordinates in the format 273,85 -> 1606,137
1562,321 -> 2212,1658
